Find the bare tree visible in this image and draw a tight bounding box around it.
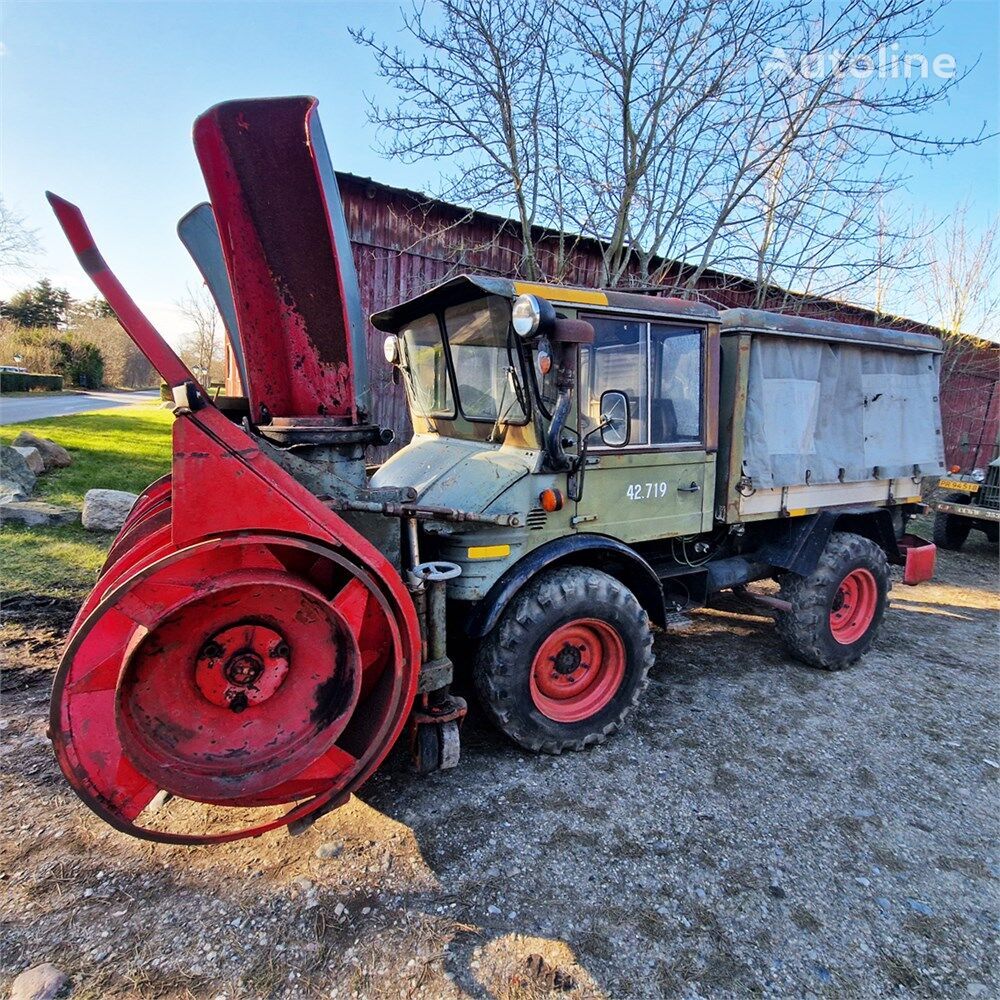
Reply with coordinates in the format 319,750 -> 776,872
177,283 -> 225,383
351,0 -> 571,279
920,205 -> 1000,340
0,197 -> 41,272
356,0 -> 986,300
673,0 -> 981,294
728,120 -> 932,313
554,0 -> 795,287
912,205 -> 1000,469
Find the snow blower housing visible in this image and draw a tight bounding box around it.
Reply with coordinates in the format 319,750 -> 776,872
49,97 -> 942,844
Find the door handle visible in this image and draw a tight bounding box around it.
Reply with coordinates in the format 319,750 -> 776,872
677,482 -> 701,493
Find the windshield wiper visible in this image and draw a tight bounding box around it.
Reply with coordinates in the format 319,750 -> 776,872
488,366 -> 522,443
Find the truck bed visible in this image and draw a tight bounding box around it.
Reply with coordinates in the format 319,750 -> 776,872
715,309 -> 945,523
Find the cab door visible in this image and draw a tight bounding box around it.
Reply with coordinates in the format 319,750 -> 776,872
573,315 -> 714,544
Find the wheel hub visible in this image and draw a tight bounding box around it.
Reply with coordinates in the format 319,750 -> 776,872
195,624 -> 290,711
551,642 -> 585,676
829,567 -> 878,645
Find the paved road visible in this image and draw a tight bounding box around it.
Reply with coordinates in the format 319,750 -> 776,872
0,389 -> 161,426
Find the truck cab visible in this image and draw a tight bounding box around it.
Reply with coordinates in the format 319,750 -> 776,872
370,276 -> 721,597
933,457 -> 1000,550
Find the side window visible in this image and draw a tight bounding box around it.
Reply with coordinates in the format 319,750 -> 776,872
581,318 -> 648,444
651,324 -> 703,444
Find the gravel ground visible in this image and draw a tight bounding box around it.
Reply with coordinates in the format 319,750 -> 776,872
1,534 -> 997,999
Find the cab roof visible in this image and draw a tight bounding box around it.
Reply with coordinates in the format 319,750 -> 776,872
369,274 -> 719,332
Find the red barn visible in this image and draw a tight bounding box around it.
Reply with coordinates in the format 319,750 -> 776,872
229,171 -> 999,470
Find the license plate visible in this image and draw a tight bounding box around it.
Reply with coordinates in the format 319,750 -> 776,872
938,478 -> 979,493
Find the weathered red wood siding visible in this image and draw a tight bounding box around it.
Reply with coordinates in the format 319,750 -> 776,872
337,173 -> 999,469
939,343 -> 1000,471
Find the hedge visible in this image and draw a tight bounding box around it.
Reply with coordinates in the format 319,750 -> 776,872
0,372 -> 64,392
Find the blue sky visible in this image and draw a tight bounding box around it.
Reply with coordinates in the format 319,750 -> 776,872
1,0 -> 997,342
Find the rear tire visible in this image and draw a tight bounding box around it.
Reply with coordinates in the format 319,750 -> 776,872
776,532 -> 889,671
473,567 -> 653,753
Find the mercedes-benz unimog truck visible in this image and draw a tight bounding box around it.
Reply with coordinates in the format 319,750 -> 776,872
371,279 -> 942,754
48,97 -> 942,843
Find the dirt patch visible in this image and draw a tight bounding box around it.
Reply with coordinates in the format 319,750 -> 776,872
1,593 -> 79,632
1,540 -> 997,998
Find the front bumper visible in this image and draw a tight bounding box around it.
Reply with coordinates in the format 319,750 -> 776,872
934,501 -> 1000,523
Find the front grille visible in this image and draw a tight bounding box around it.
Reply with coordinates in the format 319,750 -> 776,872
526,508 -> 548,530
979,465 -> 1000,511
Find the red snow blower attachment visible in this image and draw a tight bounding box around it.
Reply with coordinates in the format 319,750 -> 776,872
46,98 -> 425,844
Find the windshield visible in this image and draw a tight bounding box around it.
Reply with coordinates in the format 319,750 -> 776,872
400,314 -> 454,417
444,297 -> 527,423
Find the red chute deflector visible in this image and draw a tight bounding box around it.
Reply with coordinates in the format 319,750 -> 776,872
193,97 -> 370,425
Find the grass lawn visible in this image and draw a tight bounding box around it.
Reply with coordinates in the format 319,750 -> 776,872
1,402 -> 173,602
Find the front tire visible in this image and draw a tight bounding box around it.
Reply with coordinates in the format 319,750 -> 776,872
776,532 -> 889,671
933,492 -> 972,551
473,567 -> 653,753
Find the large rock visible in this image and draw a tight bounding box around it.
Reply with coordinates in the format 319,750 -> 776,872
0,479 -> 28,503
10,431 -> 72,470
9,963 -> 68,1000
82,488 -> 139,531
1,501 -> 80,527
12,445 -> 45,475
0,445 -> 36,502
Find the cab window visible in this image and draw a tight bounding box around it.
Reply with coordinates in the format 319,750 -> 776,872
580,316 -> 703,448
651,324 -> 702,444
400,313 -> 454,417
444,297 -> 527,423
580,318 -> 648,442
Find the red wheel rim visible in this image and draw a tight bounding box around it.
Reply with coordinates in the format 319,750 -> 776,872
529,618 -> 626,723
829,568 -> 878,644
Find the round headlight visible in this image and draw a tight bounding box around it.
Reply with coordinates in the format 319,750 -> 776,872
383,334 -> 401,365
512,294 -> 543,338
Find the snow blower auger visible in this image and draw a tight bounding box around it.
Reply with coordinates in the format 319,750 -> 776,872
44,97 -> 469,844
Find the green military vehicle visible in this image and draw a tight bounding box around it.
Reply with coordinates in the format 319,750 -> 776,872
933,458 -> 1000,550
371,276 -> 943,754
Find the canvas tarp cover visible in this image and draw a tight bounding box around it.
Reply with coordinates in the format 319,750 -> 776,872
742,335 -> 944,488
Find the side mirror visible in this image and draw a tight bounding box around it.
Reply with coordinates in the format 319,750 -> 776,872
599,390 -> 630,447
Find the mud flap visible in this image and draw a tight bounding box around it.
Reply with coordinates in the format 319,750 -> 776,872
898,534 -> 937,586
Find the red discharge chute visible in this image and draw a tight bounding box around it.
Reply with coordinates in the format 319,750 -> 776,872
46,186 -> 421,843
192,97 -> 369,425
